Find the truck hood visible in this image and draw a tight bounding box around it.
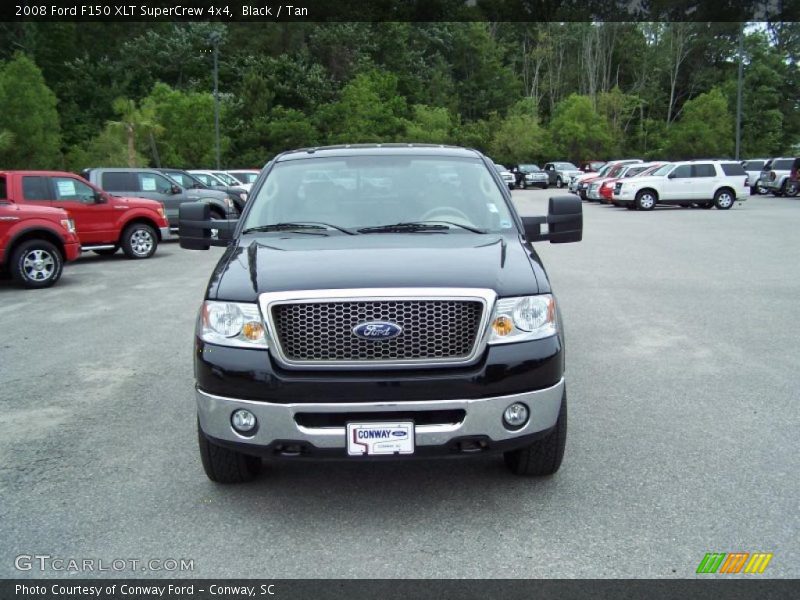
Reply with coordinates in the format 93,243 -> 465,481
208,233 -> 546,302
110,195 -> 163,209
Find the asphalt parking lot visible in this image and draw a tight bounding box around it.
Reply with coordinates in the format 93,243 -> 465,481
1,189 -> 798,578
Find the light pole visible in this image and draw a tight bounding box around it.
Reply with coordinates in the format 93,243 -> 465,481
209,30 -> 222,170
735,22 -> 744,160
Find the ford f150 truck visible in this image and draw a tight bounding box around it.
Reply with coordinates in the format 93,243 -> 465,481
2,171 -> 170,258
178,145 -> 582,483
1,181 -> 81,288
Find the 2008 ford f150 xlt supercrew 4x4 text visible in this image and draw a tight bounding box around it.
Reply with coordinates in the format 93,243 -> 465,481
178,145 -> 582,483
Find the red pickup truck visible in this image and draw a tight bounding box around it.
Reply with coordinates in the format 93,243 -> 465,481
0,171 -> 171,259
0,195 -> 81,288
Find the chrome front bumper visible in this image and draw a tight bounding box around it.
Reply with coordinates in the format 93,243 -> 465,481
160,226 -> 176,240
196,378 -> 565,450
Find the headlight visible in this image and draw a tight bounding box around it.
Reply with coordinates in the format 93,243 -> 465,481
200,301 -> 267,348
488,295 -> 557,344
60,219 -> 76,234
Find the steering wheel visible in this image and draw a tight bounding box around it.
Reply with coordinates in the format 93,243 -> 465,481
419,207 -> 473,225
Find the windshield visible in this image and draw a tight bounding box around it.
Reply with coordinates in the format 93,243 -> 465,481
230,171 -> 259,184
165,171 -> 202,188
556,163 -> 578,170
214,172 -> 239,185
243,156 -> 516,233
651,164 -> 673,176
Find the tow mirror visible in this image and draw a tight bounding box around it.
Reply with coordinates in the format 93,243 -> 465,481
178,202 -> 235,250
521,195 -> 582,244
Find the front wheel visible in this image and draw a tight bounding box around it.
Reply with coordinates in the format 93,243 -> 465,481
784,181 -> 799,197
714,189 -> 735,210
121,223 -> 157,259
10,239 -> 63,289
635,190 -> 657,211
504,389 -> 567,476
198,422 -> 261,484
556,177 -> 564,189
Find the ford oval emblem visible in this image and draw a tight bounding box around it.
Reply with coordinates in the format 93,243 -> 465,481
353,321 -> 403,340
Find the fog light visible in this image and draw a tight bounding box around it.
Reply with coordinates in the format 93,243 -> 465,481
503,403 -> 529,429
231,409 -> 257,434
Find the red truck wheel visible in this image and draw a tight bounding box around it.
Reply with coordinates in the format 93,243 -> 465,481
121,223 -> 157,259
10,239 -> 63,289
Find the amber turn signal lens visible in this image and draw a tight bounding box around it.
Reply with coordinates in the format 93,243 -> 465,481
241,321 -> 265,341
492,315 -> 514,336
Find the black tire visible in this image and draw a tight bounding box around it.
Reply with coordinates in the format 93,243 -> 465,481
198,421 -> 261,484
504,389 -> 567,476
121,223 -> 157,259
714,188 -> 735,210
92,247 -> 118,256
784,181 -> 799,197
635,189 -> 657,211
556,177 -> 564,189
10,239 -> 63,289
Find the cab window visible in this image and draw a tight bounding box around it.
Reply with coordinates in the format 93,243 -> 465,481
138,173 -> 175,194
670,165 -> 692,178
22,176 -> 51,201
52,177 -> 96,203
692,164 -> 716,178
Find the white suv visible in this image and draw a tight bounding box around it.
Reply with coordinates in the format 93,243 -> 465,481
612,161 -> 748,211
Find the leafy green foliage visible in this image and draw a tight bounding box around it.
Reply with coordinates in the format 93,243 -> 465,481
664,88 -> 734,159
549,94 -> 613,161
0,22 -> 798,169
142,82 -> 225,167
489,98 -> 551,164
0,53 -> 62,168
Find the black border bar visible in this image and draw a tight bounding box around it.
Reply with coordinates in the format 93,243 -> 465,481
3,0 -> 797,22
3,579 -> 800,600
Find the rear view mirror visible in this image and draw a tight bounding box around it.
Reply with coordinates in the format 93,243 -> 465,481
179,202 -> 235,250
521,196 -> 582,244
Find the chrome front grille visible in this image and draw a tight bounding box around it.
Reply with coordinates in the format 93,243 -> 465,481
270,299 -> 485,364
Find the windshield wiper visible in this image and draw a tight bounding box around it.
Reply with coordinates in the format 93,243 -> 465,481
413,220 -> 487,234
358,221 -> 486,234
242,222 -> 354,235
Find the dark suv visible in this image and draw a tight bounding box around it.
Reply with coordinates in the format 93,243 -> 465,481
178,144 -> 582,483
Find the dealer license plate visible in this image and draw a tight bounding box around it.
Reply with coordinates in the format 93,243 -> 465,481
346,422 -> 415,456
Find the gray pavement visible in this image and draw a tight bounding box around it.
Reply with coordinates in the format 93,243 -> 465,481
0,190 -> 798,578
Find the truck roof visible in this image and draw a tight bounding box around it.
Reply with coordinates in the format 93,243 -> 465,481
273,144 -> 483,162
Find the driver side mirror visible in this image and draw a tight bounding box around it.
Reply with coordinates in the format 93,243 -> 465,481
178,202 -> 234,250
94,191 -> 108,204
170,184 -> 182,194
521,196 -> 582,244
668,172 -> 677,179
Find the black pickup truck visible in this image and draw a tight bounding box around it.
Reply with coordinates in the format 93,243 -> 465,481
179,144 -> 582,483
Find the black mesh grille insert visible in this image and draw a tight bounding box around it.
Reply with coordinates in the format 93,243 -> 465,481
272,300 -> 483,362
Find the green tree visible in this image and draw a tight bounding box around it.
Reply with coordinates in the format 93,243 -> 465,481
65,124 -> 145,171
549,94 -> 613,161
665,87 -> 733,159
108,97 -> 161,167
0,53 -> 62,168
402,105 -> 454,144
142,82 -> 224,167
489,98 -> 551,164
0,130 -> 13,153
317,70 -> 409,144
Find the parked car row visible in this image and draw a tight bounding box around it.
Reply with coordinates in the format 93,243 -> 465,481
567,159 -> 751,211
747,157 -> 799,197
1,167 -> 260,288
